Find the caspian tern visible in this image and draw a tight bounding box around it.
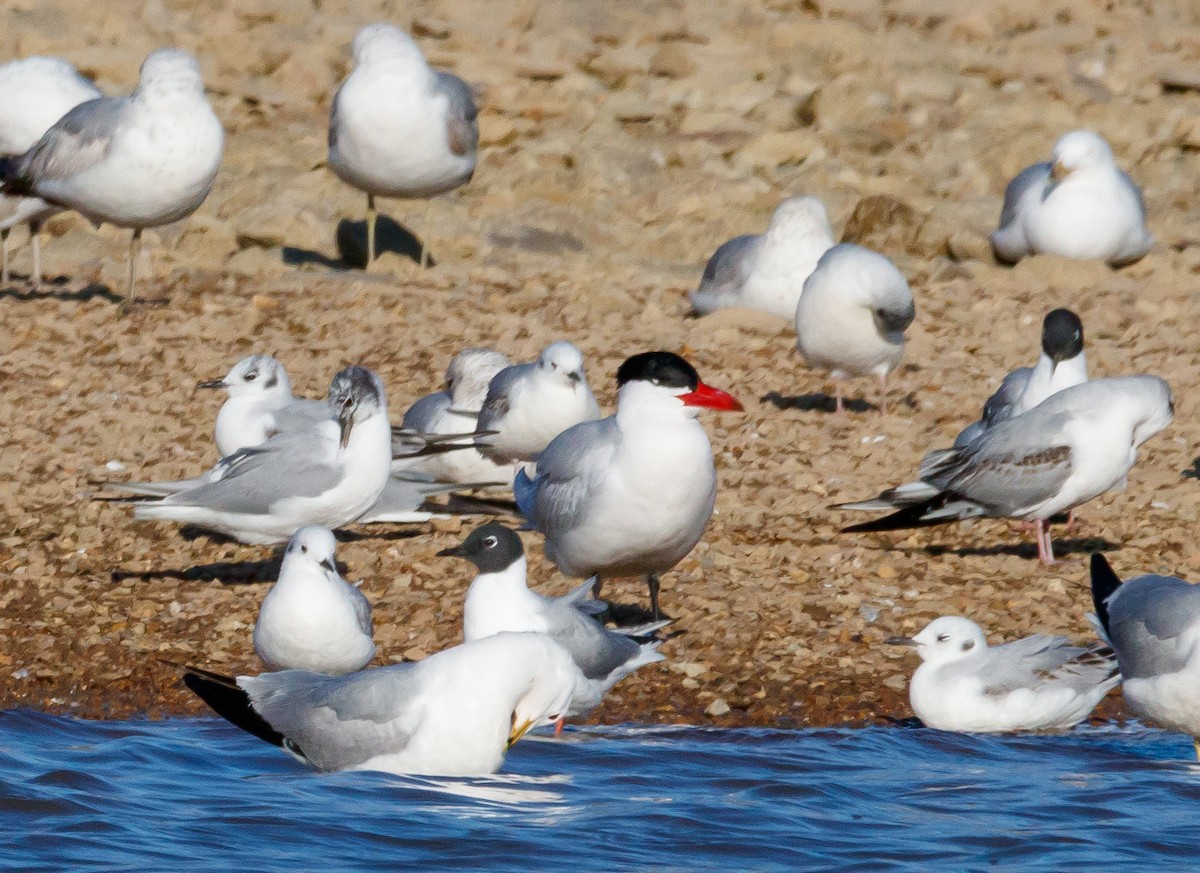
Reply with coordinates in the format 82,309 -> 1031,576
992,130 -> 1153,266
515,351 -> 743,620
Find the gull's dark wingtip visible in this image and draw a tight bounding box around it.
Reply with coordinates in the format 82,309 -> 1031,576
1089,553 -> 1122,636
177,665 -> 287,749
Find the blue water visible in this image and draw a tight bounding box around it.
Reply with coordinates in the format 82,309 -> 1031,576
1,712 -> 1198,871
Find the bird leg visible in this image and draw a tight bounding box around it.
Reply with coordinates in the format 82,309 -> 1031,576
878,372 -> 889,416
1065,510 -> 1078,532
1194,737 -> 1200,761
118,228 -> 143,316
366,193 -> 377,266
834,378 -> 845,416
1,227 -> 9,286
420,199 -> 432,269
29,218 -> 42,291
554,716 -> 564,738
647,574 -> 662,622
589,575 -> 603,601
1035,519 -> 1055,565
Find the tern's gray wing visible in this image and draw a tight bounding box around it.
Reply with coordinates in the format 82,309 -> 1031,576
540,596 -> 641,680
518,417 -> 619,531
689,233 -> 761,314
435,71 -> 478,159
242,664 -> 425,772
998,162 -> 1050,231
478,363 -> 533,430
402,391 -> 451,432
1106,575 -> 1200,679
921,411 -> 1074,516
6,96 -> 128,192
966,635 -> 1116,695
155,431 -> 343,515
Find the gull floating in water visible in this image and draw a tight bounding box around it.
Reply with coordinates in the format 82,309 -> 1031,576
179,632 -> 591,776
0,56 -> 101,289
690,195 -> 835,320
253,526 -> 375,675
516,351 -> 743,620
837,375 -> 1174,564
794,243 -> 915,415
118,366 -> 393,544
328,22 -> 477,268
887,616 -> 1118,732
1090,554 -> 1200,759
477,341 -> 601,465
991,130 -> 1153,266
0,48 -> 224,312
955,308 -> 1088,448
439,523 -> 666,714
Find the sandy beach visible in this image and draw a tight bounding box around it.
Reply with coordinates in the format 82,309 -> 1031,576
1,0 -> 1199,727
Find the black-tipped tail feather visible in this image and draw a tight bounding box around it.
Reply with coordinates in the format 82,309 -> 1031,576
1089,553 -> 1122,637
838,493 -> 982,533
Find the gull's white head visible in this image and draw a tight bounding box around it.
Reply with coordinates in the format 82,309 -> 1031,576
889,616 -> 988,666
137,48 -> 204,97
351,23 -> 426,68
198,354 -> 293,403
1122,375 -> 1175,449
446,348 -> 510,405
537,341 -> 587,386
1050,130 -> 1117,181
767,195 -> 834,241
505,634 -> 590,747
283,525 -> 339,576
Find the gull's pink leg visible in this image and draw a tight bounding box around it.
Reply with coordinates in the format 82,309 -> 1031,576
878,372 -> 888,417
1036,519 -> 1056,565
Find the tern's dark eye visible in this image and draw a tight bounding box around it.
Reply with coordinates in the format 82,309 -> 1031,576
936,633 -> 949,642
483,536 -> 498,548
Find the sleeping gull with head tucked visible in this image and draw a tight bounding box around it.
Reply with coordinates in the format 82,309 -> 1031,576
887,616 -> 1118,732
0,56 -> 101,289
1090,554 -> 1200,759
794,243 -> 915,415
328,22 -> 477,269
0,48 -> 224,312
690,195 -> 835,320
991,130 -> 1153,266
837,375 -> 1174,564
178,632 -> 591,776
439,523 -> 666,714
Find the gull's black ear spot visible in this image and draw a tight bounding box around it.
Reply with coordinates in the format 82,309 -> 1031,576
961,640 -> 975,652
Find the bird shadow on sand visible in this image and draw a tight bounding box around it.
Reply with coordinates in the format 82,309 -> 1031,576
282,216 -> 430,270
1182,458 -> 1200,480
885,535 -> 1119,561
761,390 -> 875,415
0,278 -> 147,306
111,553 -> 285,586
334,526 -> 428,544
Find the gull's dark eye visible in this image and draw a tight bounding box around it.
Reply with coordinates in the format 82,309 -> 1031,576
483,536 -> 498,548
245,371 -> 257,381
936,633 -> 949,642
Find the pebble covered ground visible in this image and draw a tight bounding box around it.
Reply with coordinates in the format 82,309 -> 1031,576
1,0 -> 1199,727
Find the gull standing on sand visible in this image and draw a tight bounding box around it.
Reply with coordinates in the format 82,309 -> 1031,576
794,243 -> 915,415
515,352 -> 743,620
477,341 -> 602,465
179,633 -> 591,776
253,526 -> 375,675
836,375 -> 1174,564
438,523 -> 666,714
886,616 -> 1118,732
123,366 -> 393,544
0,48 -> 224,311
690,195 -> 836,320
328,22 -> 477,268
400,347 -> 512,484
991,130 -> 1153,266
0,57 -> 101,289
955,308 -> 1088,448
1090,554 -> 1200,758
